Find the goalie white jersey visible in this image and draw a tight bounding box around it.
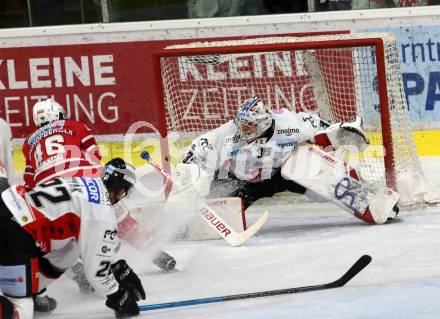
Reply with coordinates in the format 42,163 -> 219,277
1,177 -> 120,297
183,108 -> 322,181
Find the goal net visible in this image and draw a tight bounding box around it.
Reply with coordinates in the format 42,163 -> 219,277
155,32 -> 439,206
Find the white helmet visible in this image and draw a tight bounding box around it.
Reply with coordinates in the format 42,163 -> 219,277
235,96 -> 273,142
33,98 -> 67,127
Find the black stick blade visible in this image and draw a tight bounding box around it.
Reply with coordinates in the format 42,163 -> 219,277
331,254 -> 372,288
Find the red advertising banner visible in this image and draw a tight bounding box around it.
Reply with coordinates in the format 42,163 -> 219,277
0,41 -> 169,138
0,31 -> 345,138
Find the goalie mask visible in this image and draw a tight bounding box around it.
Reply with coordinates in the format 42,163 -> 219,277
235,96 -> 273,142
102,158 -> 136,204
33,98 -> 67,128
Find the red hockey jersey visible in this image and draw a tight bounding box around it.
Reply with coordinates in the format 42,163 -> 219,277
22,120 -> 102,187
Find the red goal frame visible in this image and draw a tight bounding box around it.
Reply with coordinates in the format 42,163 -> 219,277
152,37 -> 395,189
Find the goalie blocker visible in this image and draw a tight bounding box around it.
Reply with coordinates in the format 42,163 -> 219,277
281,144 -> 399,224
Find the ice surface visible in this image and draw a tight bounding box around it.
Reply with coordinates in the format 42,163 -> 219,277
38,157 -> 440,319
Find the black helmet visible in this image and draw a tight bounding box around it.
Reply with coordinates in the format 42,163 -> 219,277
101,158 -> 136,202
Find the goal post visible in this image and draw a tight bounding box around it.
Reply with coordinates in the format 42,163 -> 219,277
152,32 -> 439,206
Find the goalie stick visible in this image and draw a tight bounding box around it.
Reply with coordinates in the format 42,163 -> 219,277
141,151 -> 268,247
139,254 -> 372,312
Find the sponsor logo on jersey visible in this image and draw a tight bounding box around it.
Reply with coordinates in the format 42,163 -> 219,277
101,246 -> 112,254
277,128 -> 299,136
0,276 -> 24,284
80,177 -> 101,204
38,153 -> 64,171
228,149 -> 240,157
223,134 -> 240,144
104,229 -> 117,240
277,140 -> 296,148
7,187 -> 24,212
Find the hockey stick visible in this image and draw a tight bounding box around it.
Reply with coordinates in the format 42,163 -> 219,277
140,151 -> 268,247
139,254 -> 372,312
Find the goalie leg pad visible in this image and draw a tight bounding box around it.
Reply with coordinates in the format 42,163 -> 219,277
281,144 -> 399,224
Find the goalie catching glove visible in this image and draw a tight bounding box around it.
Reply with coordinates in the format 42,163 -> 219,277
315,116 -> 370,151
106,260 -> 146,318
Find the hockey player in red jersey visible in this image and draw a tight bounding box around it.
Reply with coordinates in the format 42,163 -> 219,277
0,175 -> 146,319
22,98 -> 102,188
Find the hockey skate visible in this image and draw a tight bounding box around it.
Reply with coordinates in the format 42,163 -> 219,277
33,294 -> 57,312
152,251 -> 176,272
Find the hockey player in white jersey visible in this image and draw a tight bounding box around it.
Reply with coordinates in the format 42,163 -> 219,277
0,176 -> 146,319
104,158 -> 176,271
60,158 -> 176,305
71,158 -> 176,295
182,96 -> 399,225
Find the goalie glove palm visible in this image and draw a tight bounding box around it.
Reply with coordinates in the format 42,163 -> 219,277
112,260 -> 146,301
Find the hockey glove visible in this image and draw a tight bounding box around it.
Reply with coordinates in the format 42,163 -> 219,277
105,286 -> 139,318
111,260 -> 146,301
